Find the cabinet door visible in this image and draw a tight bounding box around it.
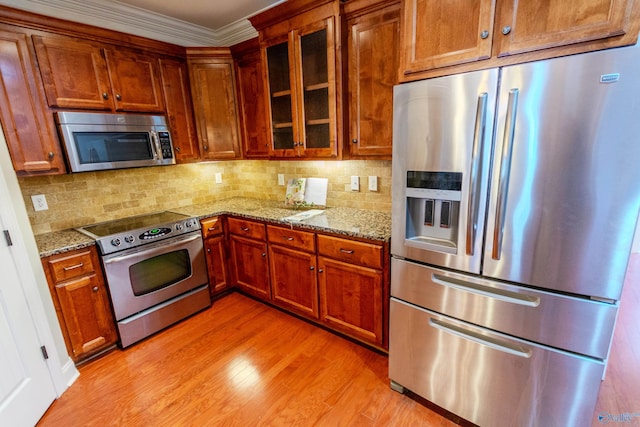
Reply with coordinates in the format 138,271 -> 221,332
494,0 -> 634,56
401,0 -> 495,73
54,274 -> 118,360
230,235 -> 270,300
269,244 -> 319,319
294,18 -> 338,158
104,48 -> 165,113
159,57 -> 200,162
318,256 -> 383,346
235,48 -> 270,158
0,30 -> 65,175
189,59 -> 242,160
204,235 -> 230,297
32,34 -> 113,110
347,5 -> 400,158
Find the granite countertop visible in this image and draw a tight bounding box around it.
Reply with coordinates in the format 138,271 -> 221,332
35,197 -> 392,258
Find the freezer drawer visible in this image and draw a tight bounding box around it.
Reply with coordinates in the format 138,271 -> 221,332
391,257 -> 617,360
389,298 -> 604,427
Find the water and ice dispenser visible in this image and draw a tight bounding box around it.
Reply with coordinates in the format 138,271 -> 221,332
405,171 -> 462,254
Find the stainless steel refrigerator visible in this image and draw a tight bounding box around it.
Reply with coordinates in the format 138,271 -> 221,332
389,43 -> 640,427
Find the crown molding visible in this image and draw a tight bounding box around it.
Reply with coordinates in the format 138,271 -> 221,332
0,0 -> 258,46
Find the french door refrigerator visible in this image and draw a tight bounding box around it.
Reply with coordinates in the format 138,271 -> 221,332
389,43 -> 640,427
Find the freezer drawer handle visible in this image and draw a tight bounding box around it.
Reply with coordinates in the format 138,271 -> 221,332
432,273 -> 539,306
492,88 -> 519,260
429,318 -> 532,358
466,92 -> 488,256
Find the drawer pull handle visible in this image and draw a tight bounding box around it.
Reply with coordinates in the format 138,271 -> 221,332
339,248 -> 354,254
241,227 -> 250,232
207,227 -> 218,231
283,236 -> 295,241
63,263 -> 84,271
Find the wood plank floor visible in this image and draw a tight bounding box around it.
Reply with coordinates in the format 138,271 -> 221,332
38,254 -> 640,427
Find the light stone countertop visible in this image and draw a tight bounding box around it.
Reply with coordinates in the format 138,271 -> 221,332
35,197 -> 392,258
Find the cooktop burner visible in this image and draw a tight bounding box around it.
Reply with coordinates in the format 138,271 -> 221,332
76,211 -> 201,255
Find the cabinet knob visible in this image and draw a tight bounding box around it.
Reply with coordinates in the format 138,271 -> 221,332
175,146 -> 181,152
48,152 -> 55,160
115,93 -> 122,101
203,145 -> 209,151
480,30 -> 489,39
207,248 -> 211,253
261,253 -> 266,257
502,26 -> 511,35
318,268 -> 323,273
92,286 -> 99,292
102,92 -> 109,100
351,139 -> 358,144
310,266 -> 315,270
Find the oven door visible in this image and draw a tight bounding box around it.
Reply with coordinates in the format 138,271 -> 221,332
102,232 -> 208,321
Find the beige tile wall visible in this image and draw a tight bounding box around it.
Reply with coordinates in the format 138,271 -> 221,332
18,159 -> 391,234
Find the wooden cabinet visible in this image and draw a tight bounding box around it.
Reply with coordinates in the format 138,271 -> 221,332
232,38 -> 270,158
228,217 -> 271,299
343,0 -> 400,159
401,0 -> 639,79
251,0 -> 340,159
267,225 -> 318,319
187,49 -> 242,160
42,246 -> 117,363
0,27 -> 66,176
33,34 -> 165,112
159,57 -> 200,163
317,234 -> 385,347
201,217 -> 230,298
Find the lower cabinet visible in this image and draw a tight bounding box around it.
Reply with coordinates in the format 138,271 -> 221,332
200,216 -> 230,297
41,246 -> 118,363
228,217 -> 271,300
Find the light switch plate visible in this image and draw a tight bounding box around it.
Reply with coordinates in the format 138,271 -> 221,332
31,194 -> 48,211
350,176 -> 360,191
215,172 -> 222,184
368,176 -> 378,192
278,174 -> 285,186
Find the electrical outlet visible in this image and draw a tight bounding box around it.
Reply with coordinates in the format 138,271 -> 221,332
215,172 -> 222,184
31,194 -> 48,211
368,176 -> 378,192
278,174 -> 285,186
350,176 -> 360,191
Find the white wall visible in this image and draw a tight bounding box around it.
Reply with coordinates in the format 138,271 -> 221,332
0,127 -> 78,395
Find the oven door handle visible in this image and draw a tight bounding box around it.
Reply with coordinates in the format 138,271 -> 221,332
103,233 -> 201,264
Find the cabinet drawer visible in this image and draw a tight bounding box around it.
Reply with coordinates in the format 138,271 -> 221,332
228,217 -> 266,240
267,225 -> 315,252
201,216 -> 224,239
47,249 -> 96,282
317,235 -> 382,269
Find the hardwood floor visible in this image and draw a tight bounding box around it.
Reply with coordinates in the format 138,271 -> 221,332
38,255 -> 640,427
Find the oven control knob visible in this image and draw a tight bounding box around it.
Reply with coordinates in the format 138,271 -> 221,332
186,220 -> 193,228
111,238 -> 122,247
124,235 -> 135,243
175,223 -> 183,231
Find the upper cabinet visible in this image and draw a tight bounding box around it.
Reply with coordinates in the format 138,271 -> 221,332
0,26 -> 65,175
251,0 -> 341,159
187,48 -> 242,160
33,34 -> 165,113
401,0 -> 639,80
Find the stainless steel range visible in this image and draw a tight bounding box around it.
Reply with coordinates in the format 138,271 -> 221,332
77,211 -> 210,347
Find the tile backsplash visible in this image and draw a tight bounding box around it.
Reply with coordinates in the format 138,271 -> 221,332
18,160 -> 391,235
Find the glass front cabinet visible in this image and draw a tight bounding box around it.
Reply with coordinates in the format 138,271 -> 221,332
263,17 -> 338,158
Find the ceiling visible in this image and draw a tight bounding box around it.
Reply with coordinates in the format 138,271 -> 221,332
0,0 -> 285,46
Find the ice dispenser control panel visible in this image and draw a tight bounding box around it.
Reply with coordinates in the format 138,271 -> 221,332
405,171 -> 462,254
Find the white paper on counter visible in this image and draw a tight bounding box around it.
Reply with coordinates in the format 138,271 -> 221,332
304,178 -> 328,206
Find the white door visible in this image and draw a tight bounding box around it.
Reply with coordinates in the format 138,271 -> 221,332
0,213 -> 57,426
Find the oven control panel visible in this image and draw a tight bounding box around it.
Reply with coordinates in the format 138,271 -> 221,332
98,218 -> 201,254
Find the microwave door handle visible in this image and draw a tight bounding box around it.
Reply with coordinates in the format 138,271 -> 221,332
103,233 -> 201,264
149,131 -> 161,160
466,92 -> 488,256
492,88 -> 519,260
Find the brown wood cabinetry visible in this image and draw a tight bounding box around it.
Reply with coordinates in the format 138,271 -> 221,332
228,217 -> 271,299
201,217 -> 230,298
401,0 -> 640,80
187,48 -> 242,160
343,0 -> 400,159
33,34 -> 165,112
251,0 -> 341,159
42,246 -> 117,363
232,38 -> 270,159
267,225 -> 319,319
0,27 -> 65,176
317,234 -> 385,347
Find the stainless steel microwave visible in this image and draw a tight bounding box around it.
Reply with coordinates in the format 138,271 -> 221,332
55,112 -> 176,173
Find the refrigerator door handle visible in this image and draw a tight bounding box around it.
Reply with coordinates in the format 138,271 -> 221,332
431,273 -> 540,307
492,88 -> 519,260
429,317 -> 532,358
466,93 -> 488,256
